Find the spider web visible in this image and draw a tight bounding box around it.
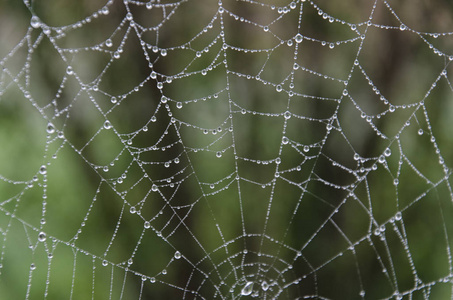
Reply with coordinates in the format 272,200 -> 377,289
0,0 -> 453,298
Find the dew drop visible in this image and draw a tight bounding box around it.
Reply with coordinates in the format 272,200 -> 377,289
418,129 -> 423,135
261,281 -> 269,291
39,165 -> 47,175
174,251 -> 181,259
176,102 -> 183,109
384,148 -> 391,157
395,212 -> 402,221
303,145 -> 309,152
216,151 -> 222,158
161,49 -> 167,56
282,137 -> 289,144
152,184 -> 158,192
105,39 -> 113,47
130,206 -> 136,214
241,282 -> 253,296
66,66 -> 73,75
276,85 -> 282,92
127,258 -> 133,265
46,123 -> 55,134
399,24 -> 406,31
150,277 -> 156,283
30,263 -> 36,270
31,16 -> 41,28
294,33 -> 303,43
102,260 -> 108,266
284,111 -> 291,119
144,221 -> 151,229
104,120 -> 112,129
38,232 -> 46,242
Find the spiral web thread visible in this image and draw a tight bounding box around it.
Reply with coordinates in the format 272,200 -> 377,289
0,0 -> 453,299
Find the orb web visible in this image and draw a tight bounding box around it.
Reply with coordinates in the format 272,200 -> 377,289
0,0 -> 453,299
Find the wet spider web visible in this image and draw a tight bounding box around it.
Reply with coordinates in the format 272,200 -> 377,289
0,0 -> 453,299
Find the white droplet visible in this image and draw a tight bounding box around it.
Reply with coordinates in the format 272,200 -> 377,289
152,184 -> 158,192
395,212 -> 402,221
127,258 -> 133,265
276,85 -> 283,92
150,277 -> 156,283
384,148 -> 391,157
399,24 -> 406,31
241,282 -> 254,296
216,151 -> 222,158
284,111 -> 291,119
104,120 -> 112,129
303,145 -> 309,152
144,221 -> 150,229
39,165 -> 47,175
105,39 -> 113,47
66,66 -> 73,75
130,206 -> 136,214
157,82 -> 163,89
418,129 -> 423,135
31,16 -> 41,28
30,263 -> 36,270
176,102 -> 183,109
393,179 -> 399,186
161,49 -> 167,56
102,260 -> 108,266
282,137 -> 289,144
294,33 -> 303,43
261,281 -> 269,291
174,251 -> 181,259
342,89 -> 348,96
46,123 -> 55,134
38,232 -> 46,242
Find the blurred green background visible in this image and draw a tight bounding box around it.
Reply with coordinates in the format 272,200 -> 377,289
0,0 -> 453,299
